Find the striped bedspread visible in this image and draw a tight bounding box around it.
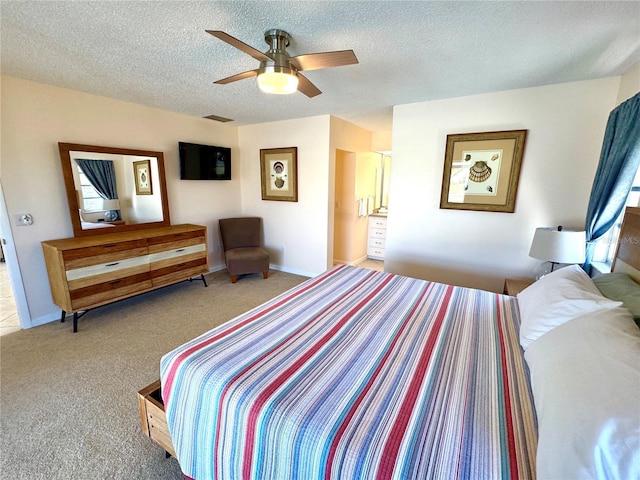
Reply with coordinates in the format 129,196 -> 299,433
160,265 -> 537,480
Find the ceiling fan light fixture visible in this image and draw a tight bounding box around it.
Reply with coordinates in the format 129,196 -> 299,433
257,66 -> 299,95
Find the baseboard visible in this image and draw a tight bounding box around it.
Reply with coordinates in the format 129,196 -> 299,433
269,264 -> 316,279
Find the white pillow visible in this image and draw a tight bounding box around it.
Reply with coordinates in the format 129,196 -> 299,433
517,264 -> 621,350
524,307 -> 640,480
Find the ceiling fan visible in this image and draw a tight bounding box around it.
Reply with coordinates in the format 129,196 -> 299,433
206,29 -> 358,97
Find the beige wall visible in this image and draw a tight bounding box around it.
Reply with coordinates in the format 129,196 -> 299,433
238,115 -> 374,276
386,77 -> 621,292
1,76 -> 240,326
616,61 -> 640,105
238,116 -> 331,277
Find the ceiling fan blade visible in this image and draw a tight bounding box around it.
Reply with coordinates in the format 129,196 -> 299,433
289,50 -> 358,71
206,30 -> 272,62
297,73 -> 322,98
214,69 -> 258,85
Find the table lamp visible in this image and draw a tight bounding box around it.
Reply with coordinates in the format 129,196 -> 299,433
102,199 -> 120,222
528,226 -> 586,279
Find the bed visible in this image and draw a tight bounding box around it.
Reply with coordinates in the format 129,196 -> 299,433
159,207 -> 640,480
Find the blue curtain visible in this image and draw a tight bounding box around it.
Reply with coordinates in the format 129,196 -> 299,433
75,159 -> 121,220
583,92 -> 640,273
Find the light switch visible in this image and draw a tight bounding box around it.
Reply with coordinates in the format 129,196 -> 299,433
14,213 -> 33,226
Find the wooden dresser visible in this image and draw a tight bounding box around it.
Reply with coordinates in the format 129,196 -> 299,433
42,224 -> 208,332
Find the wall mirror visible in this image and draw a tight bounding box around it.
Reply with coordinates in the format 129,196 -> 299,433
374,153 -> 391,213
58,142 -> 171,237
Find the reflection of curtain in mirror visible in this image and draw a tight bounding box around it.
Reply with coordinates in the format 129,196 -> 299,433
75,159 -> 121,220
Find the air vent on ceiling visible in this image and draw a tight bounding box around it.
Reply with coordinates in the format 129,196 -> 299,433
203,114 -> 233,123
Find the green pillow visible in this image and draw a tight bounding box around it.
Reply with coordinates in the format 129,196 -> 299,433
592,273 -> 640,327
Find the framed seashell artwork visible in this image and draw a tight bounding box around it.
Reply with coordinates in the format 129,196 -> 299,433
260,147 -> 298,202
440,130 -> 527,213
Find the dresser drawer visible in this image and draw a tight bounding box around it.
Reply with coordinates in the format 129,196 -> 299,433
62,239 -> 147,262
146,229 -> 205,247
69,272 -> 153,310
66,254 -> 150,283
369,217 -> 387,229
147,236 -> 206,255
151,258 -> 208,287
149,243 -> 206,268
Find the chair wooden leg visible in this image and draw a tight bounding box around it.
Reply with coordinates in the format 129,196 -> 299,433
231,275 -> 237,283
263,271 -> 269,279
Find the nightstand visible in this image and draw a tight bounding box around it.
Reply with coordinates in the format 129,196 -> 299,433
503,278 -> 534,296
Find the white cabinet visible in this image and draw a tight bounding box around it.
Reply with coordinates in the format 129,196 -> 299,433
367,215 -> 387,260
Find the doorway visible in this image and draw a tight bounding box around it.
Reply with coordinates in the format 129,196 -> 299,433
0,181 -> 30,334
332,149 -> 380,269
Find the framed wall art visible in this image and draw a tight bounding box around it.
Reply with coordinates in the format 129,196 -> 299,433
439,130 -> 527,213
260,147 -> 298,202
133,160 -> 153,195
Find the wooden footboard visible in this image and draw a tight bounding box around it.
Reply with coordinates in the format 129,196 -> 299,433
137,380 -> 176,458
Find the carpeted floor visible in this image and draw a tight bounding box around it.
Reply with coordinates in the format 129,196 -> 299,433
0,269 -> 308,479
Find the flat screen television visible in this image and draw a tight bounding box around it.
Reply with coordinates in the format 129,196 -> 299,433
179,142 -> 231,180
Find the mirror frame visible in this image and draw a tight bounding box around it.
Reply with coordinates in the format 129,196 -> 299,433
58,142 -> 171,237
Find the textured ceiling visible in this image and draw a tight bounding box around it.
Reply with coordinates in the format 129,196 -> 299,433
1,1 -> 639,132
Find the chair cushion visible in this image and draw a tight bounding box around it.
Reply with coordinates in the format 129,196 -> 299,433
225,247 -> 269,275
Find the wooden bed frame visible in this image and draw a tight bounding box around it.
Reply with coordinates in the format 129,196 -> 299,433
612,206 -> 640,282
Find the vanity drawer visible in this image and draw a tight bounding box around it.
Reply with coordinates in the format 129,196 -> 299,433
367,246 -> 385,259
69,272 -> 153,310
369,228 -> 386,238
368,237 -> 386,249
369,217 -> 387,229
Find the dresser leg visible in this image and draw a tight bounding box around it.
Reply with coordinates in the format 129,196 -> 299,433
73,312 -> 78,333
188,275 -> 208,287
60,310 -> 66,323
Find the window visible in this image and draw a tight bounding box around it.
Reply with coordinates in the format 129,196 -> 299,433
77,166 -> 103,212
592,165 -> 640,265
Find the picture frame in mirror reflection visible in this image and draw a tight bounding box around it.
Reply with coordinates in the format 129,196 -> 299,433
440,130 -> 527,213
134,160 -> 153,195
260,147 -> 298,202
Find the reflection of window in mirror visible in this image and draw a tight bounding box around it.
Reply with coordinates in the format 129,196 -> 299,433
77,166 -> 103,212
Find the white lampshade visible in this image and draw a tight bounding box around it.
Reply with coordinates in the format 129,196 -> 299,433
529,227 -> 586,264
257,69 -> 299,95
102,199 -> 120,211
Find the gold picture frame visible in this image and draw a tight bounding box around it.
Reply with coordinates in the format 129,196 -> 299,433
260,147 -> 298,202
440,130 -> 527,213
133,159 -> 153,195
